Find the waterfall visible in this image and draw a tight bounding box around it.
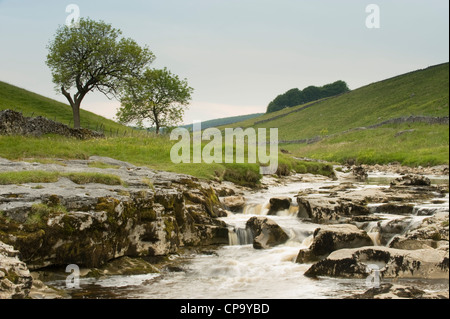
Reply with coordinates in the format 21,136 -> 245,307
228,227 -> 254,246
241,202 -> 298,217
365,221 -> 382,246
243,203 -> 266,215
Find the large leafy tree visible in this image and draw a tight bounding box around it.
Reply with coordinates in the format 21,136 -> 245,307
117,67 -> 193,134
46,18 -> 155,128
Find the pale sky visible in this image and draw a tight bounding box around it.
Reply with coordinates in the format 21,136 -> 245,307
0,0 -> 448,125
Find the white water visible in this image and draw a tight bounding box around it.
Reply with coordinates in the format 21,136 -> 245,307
47,175 -> 449,299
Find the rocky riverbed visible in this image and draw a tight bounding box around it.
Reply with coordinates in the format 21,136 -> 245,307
0,157 -> 448,299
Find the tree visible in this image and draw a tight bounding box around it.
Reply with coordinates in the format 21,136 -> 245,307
266,81 -> 350,113
117,68 -> 193,134
46,18 -> 155,129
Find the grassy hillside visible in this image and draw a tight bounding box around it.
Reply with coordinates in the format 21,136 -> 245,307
0,81 -> 132,135
181,113 -> 264,130
0,81 -> 333,187
223,63 -> 449,166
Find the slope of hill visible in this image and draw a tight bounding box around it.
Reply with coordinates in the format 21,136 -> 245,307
222,63 -> 449,166
181,113 -> 264,130
0,81 -> 131,135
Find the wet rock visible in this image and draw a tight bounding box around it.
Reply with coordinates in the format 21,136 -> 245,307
296,224 -> 373,263
296,197 -> 370,223
28,273 -> 66,299
304,246 -> 449,279
389,212 -> 449,250
86,256 -> 160,277
213,186 -> 236,197
390,174 -> 431,187
360,216 -> 419,247
0,241 -> 33,299
352,165 -> 368,182
373,203 -> 415,215
267,197 -> 292,215
221,195 -> 246,213
348,283 -> 449,299
245,217 -> 289,249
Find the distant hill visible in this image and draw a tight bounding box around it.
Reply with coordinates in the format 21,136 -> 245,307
222,63 -> 449,166
0,81 -> 131,135
266,80 -> 350,113
181,113 -> 264,130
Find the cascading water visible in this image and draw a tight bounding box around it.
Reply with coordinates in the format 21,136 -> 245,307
44,174 -> 449,299
228,226 -> 254,245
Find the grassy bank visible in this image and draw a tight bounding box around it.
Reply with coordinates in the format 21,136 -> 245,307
0,134 -> 334,187
282,123 -> 449,166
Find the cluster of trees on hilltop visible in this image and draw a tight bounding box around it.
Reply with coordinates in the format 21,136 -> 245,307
266,80 -> 350,113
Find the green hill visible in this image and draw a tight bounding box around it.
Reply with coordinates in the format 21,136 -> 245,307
0,81 -> 131,135
222,63 -> 449,166
181,113 -> 264,131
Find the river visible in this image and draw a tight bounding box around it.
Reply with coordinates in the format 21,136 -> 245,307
45,173 -> 449,299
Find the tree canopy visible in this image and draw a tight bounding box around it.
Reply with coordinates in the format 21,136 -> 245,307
46,18 -> 154,128
116,68 -> 193,134
266,80 -> 350,113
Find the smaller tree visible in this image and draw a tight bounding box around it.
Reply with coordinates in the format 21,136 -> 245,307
117,68 -> 193,134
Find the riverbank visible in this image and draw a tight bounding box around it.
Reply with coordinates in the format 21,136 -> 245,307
0,157 -> 448,299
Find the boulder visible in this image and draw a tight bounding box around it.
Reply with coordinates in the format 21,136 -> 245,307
352,165 -> 368,182
0,241 -> 33,299
296,197 -> 370,223
390,174 -> 431,187
221,195 -> 246,213
245,217 -> 289,249
389,212 -> 449,250
304,246 -> 449,279
267,197 -> 292,215
348,283 -> 449,299
296,224 -> 373,263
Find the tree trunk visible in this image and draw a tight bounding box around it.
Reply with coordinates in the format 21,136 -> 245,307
61,87 -> 82,129
72,102 -> 81,129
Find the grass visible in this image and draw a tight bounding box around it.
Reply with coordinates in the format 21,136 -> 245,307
282,123 -> 449,166
26,203 -> 68,226
0,81 -> 135,135
0,170 -> 124,186
0,134 -> 335,187
219,63 -> 449,166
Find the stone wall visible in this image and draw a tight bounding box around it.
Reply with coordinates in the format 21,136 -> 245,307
0,109 -> 104,139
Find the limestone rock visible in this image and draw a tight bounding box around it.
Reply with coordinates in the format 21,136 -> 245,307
349,283 -> 449,299
352,165 -> 368,182
245,217 -> 289,249
267,197 -> 292,215
297,197 -> 370,223
0,157 -> 229,269
221,195 -> 246,213
296,224 -> 373,263
304,246 -> 449,279
389,212 -> 449,250
390,174 -> 431,187
0,241 -> 33,299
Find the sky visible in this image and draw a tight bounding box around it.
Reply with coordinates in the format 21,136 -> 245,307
0,0 -> 448,125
